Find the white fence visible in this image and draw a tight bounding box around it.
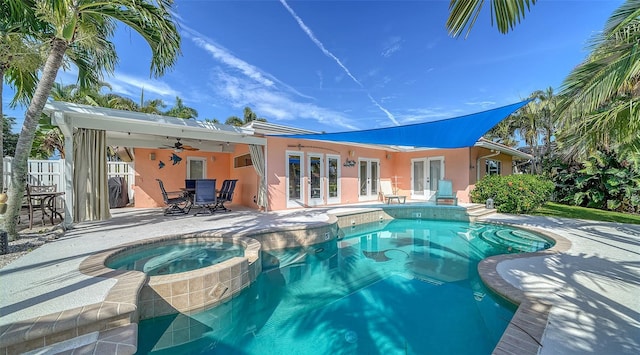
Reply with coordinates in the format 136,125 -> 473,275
3,157 -> 135,200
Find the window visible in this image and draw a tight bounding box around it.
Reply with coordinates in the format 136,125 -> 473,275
234,154 -> 253,168
485,159 -> 502,176
187,157 -> 206,179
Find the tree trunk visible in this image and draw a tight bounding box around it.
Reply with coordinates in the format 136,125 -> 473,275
1,67 -> 4,193
4,38 -> 67,240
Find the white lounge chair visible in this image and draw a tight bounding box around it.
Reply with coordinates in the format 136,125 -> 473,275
436,180 -> 458,205
380,180 -> 406,204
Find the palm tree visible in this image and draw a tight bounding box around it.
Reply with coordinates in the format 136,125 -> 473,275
446,0 -> 537,38
224,115 -> 244,126
558,1 -> 640,157
164,96 -> 198,119
225,107 -> 267,127
4,0 -> 180,238
1,1 -> 43,192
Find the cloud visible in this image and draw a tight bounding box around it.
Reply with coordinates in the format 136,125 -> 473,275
398,107 -> 465,124
279,0 -> 399,126
180,24 -> 313,100
109,73 -> 180,98
190,37 -> 276,88
465,101 -> 497,109
381,36 -> 402,58
212,70 -> 359,130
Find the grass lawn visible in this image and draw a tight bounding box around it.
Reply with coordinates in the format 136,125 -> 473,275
533,202 -> 640,225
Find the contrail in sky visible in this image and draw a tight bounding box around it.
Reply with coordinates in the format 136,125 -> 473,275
279,0 -> 400,126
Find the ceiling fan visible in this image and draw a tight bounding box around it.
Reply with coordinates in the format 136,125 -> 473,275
160,138 -> 199,151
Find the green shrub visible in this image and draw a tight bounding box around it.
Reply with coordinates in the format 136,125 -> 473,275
470,174 -> 554,214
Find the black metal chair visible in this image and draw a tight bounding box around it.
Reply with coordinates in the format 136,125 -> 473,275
193,179 -> 217,215
213,179 -> 238,212
156,179 -> 191,215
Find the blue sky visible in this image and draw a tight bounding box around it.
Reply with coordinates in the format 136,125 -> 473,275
3,0 -> 622,133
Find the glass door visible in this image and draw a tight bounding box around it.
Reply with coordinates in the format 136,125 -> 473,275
411,157 -> 444,200
411,159 -> 426,199
307,154 -> 323,206
429,158 -> 443,192
286,152 -> 304,208
187,157 -> 206,179
326,155 -> 341,204
358,159 -> 379,201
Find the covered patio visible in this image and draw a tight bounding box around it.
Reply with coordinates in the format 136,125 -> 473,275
43,101 -> 268,227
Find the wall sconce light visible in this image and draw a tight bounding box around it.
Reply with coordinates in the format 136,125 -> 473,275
211,156 -> 216,162
149,153 -> 156,161
386,153 -> 392,160
348,150 -> 355,157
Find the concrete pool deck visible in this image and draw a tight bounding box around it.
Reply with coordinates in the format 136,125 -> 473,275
0,206 -> 638,354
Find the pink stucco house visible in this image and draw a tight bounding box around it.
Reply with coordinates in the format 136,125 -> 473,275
44,102 -> 530,221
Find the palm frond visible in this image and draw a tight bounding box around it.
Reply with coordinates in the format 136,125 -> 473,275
447,0 -> 537,38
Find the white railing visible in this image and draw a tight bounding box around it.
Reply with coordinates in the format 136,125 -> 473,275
107,161 -> 135,200
3,157 -> 134,200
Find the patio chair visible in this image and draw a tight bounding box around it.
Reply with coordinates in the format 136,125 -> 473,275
193,179 -> 217,215
156,179 -> 192,215
380,180 -> 406,204
27,184 -> 57,228
435,179 -> 458,206
213,179 -> 238,212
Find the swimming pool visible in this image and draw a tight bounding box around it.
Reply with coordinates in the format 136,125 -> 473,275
137,219 -> 552,354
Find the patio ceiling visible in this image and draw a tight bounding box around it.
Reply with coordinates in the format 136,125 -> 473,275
43,101 -> 266,152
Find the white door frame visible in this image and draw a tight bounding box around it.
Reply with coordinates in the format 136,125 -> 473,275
358,158 -> 380,202
411,156 -> 444,200
286,151 -> 305,208
326,154 -> 341,205
187,157 -> 207,179
307,153 -> 324,207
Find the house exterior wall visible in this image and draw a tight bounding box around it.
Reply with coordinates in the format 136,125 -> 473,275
132,139 -> 522,211
230,144 -> 260,208
392,148 -> 471,203
265,137 -> 393,210
466,147 -> 516,200
133,148 -> 254,209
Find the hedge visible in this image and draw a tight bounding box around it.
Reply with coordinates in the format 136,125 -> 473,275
470,174 -> 554,214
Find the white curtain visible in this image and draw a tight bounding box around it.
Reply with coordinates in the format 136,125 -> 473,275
248,144 -> 267,210
73,128 -> 111,222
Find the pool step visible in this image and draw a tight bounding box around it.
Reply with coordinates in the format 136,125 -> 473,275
465,204 -> 497,221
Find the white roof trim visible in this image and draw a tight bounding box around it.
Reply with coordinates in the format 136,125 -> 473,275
43,101 -> 266,149
474,138 -> 532,159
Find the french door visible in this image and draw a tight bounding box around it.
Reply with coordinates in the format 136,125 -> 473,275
359,159 -> 380,201
286,151 -> 304,208
411,157 -> 444,200
307,153 -> 323,206
326,155 -> 341,204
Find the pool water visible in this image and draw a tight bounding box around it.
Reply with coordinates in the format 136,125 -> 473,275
106,241 -> 243,276
137,220 -> 552,354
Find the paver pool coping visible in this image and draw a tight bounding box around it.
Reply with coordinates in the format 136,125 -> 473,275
0,207 -> 581,354
477,224 -> 572,355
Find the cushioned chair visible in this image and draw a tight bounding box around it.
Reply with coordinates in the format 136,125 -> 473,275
193,179 -> 217,215
436,180 -> 458,205
156,179 -> 191,215
213,179 -> 238,212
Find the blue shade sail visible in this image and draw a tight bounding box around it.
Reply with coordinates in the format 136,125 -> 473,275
271,100 -> 530,148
